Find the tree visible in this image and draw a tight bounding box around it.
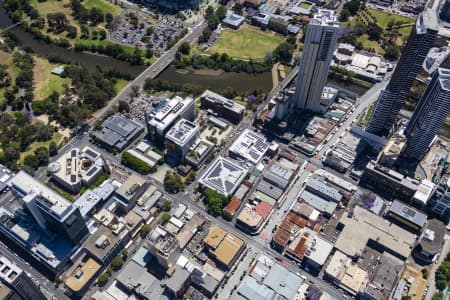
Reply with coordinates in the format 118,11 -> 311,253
122,249 -> 128,260
432,292 -> 444,300
145,48 -> 153,59
216,5 -> 227,20
207,14 -> 219,30
164,171 -> 185,193
47,12 -> 67,32
34,146 -> 49,165
49,141 -> 58,156
105,12 -> 113,23
140,224 -> 151,238
179,42 -> 191,55
185,170 -> 196,184
162,200 -> 172,212
160,213 -> 171,224
273,42 -> 294,64
23,154 -> 39,170
343,0 -> 361,16
122,151 -> 151,173
66,25 -> 77,38
340,8 -> 351,21
111,256 -> 123,271
205,5 -> 215,17
97,273 -> 109,286
384,44 -> 400,60
367,23 -> 382,40
118,100 -> 130,113
98,29 -> 107,40
203,188 -> 228,215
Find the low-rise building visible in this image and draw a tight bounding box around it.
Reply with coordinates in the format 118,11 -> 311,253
428,176 -> 450,221
116,260 -> 166,300
200,90 -> 245,123
165,265 -> 191,298
185,139 -> 214,169
335,207 -> 416,260
386,200 -> 427,233
284,227 -> 333,275
363,252 -> 404,300
378,135 -> 406,168
392,265 -> 427,300
203,225 -> 245,269
92,113 -> 144,152
50,146 -> 107,193
235,206 -> 264,233
199,157 -> 247,197
63,256 -> 101,297
305,177 -> 343,203
324,251 -> 369,297
222,11 -> 245,29
146,96 -> 196,142
147,226 -> 181,269
83,224 -> 129,266
238,254 -> 304,300
360,161 -> 420,201
413,218 -> 445,264
113,174 -> 149,211
229,129 -> 270,165
223,197 -> 242,220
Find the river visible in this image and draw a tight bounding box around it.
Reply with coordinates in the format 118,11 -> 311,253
0,0 -> 145,76
156,66 -> 273,93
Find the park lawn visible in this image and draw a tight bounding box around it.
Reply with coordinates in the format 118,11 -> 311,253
368,9 -> 414,29
114,79 -> 129,93
82,0 -> 122,16
74,37 -> 135,55
299,1 -> 312,9
208,26 -> 284,60
0,50 -> 16,104
33,56 -> 71,100
357,34 -> 384,54
19,132 -> 64,162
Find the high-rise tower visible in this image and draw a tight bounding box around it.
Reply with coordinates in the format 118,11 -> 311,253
402,68 -> 450,160
292,9 -> 340,112
366,8 -> 438,136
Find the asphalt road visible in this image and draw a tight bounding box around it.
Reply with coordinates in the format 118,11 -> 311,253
91,20 -> 207,127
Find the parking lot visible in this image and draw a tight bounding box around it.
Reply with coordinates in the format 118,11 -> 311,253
109,10 -> 185,54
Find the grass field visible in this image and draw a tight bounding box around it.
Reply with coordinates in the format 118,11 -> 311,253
299,1 -> 312,9
20,132 -> 64,161
368,9 -> 415,29
357,34 -> 384,54
208,26 -> 284,60
33,56 -> 71,100
82,0 -> 122,16
114,79 -> 129,93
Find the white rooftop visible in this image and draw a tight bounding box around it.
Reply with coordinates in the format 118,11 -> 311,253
10,171 -> 72,219
165,119 -> 199,146
148,96 -> 194,131
310,9 -> 339,27
199,157 -> 247,196
229,129 -> 270,165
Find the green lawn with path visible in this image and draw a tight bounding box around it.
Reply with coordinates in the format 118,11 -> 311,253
20,132 -> 64,162
208,27 -> 284,60
368,9 -> 414,29
82,0 -> 122,16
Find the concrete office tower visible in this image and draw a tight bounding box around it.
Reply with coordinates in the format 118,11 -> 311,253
402,68 -> 450,160
292,9 -> 339,112
366,9 -> 438,136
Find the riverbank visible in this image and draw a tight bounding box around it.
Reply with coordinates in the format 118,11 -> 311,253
157,65 -> 273,94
